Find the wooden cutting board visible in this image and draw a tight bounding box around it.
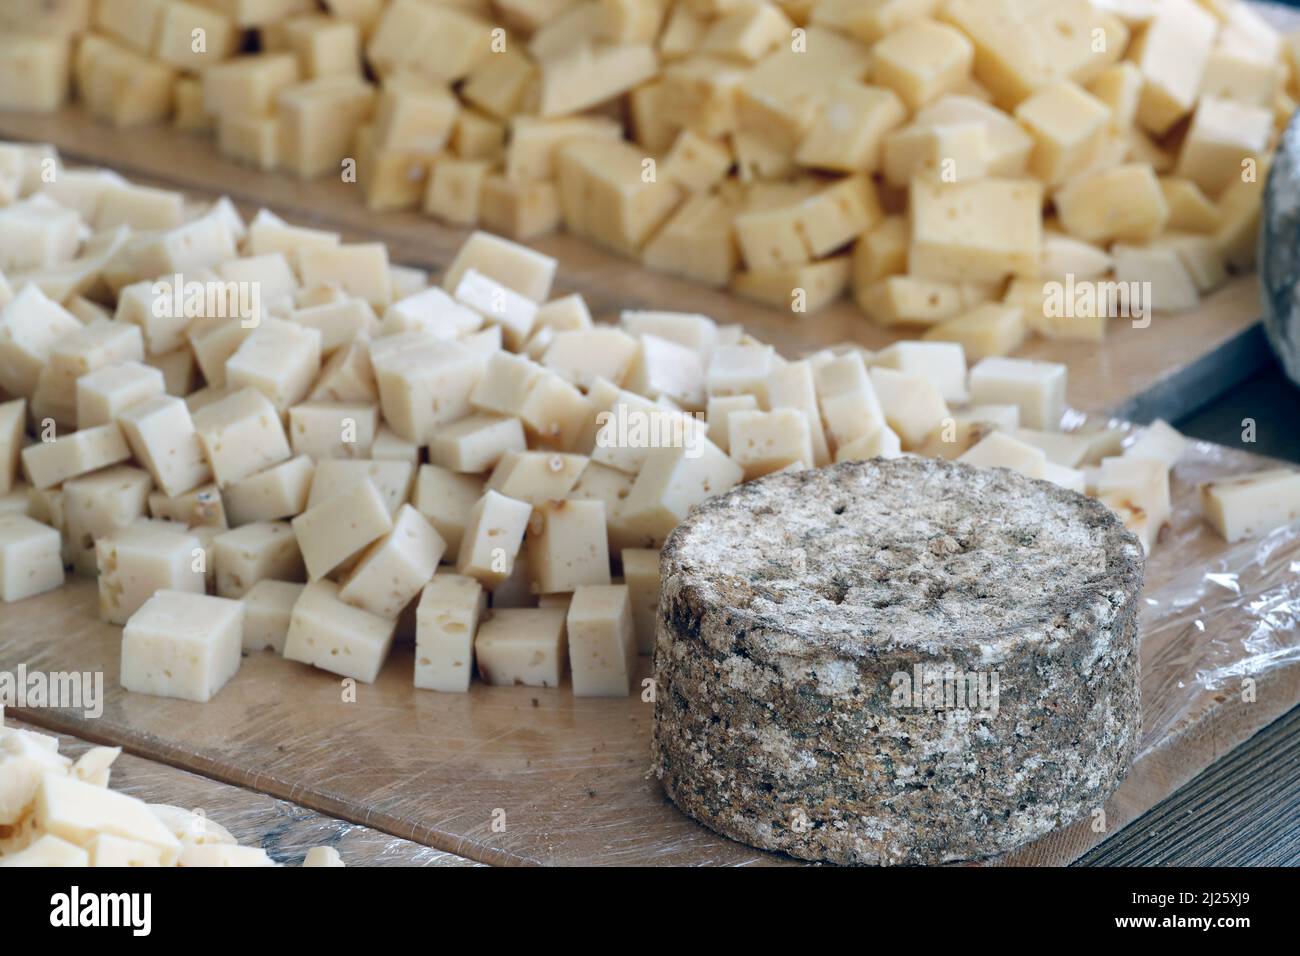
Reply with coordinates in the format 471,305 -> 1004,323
4,432 -> 1299,866
0,105 -> 1267,419
3,720 -> 477,866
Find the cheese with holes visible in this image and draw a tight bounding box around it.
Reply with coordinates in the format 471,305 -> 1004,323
121,590 -> 243,703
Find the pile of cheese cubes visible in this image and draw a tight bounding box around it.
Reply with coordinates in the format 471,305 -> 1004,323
0,0 -> 1290,345
2,142 -> 1299,707
0,712 -> 343,865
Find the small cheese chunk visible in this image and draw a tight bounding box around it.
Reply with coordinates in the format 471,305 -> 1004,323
413,465 -> 483,554
192,388 -> 292,487
118,395 -> 212,497
97,521 -> 204,625
958,431 -> 1049,479
283,579 -> 397,683
304,845 -> 345,867
455,489 -> 532,586
1014,82 -> 1111,186
835,425 -> 904,462
0,514 -> 63,602
1124,419 -> 1189,468
242,579 -> 304,653
923,303 -> 1027,361
567,584 -> 636,698
429,413 -> 526,474
222,455 -> 314,526
1132,0 -> 1217,134
620,440 -> 743,548
728,409 -> 814,478
1200,469 -> 1300,544
968,357 -> 1067,431
62,465 -> 152,576
214,521 -> 304,599
908,177 -> 1042,283
338,504 -> 444,619
871,19 -> 974,110
21,424 -> 132,490
291,478 -> 393,581
475,607 -> 567,688
414,573 -> 485,692
528,499 -> 611,594
1055,164 -> 1170,244
121,590 -> 243,703
288,401 -> 378,460
620,547 -> 660,655
487,451 -> 587,505
868,367 -> 951,450
306,459 -> 414,517
441,231 -> 557,304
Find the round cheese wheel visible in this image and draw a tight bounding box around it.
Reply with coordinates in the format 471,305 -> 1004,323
653,457 -> 1144,865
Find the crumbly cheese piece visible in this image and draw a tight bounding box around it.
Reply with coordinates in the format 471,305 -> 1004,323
242,579 -> 304,653
1200,469 -> 1300,544
0,514 -> 64,603
474,607 -> 566,688
414,573 -> 485,692
96,521 -> 204,625
338,503 -> 444,619
291,477 -> 392,581
120,590 -> 243,704
282,578 -> 397,683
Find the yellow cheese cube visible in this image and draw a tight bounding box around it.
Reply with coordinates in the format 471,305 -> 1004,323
277,77 -> 376,180
1131,0 -> 1217,134
881,122 -> 989,188
424,158 -> 490,226
1215,172 -> 1265,273
556,138 -> 683,257
1054,163 -> 1169,244
735,176 -> 880,271
76,34 -> 176,127
1014,82 -> 1111,186
202,53 -> 300,118
0,33 -> 70,113
852,215 -> 908,286
281,14 -> 362,79
461,43 -> 535,119
642,193 -> 739,287
1154,232 -> 1228,293
479,175 -> 562,242
1160,177 -> 1222,233
1175,96 -> 1272,197
173,77 -> 213,132
505,115 -> 621,184
217,114 -> 280,172
661,130 -> 732,193
371,74 -> 458,152
731,257 -> 851,314
153,1 -> 237,73
366,0 -> 491,83
1200,48 -> 1282,107
95,0 -> 164,53
1088,62 -> 1143,133
456,489 -> 532,586
658,56 -> 746,140
795,82 -> 907,173
923,303 -> 1027,360
856,275 -> 973,326
908,177 -> 1042,283
700,2 -> 793,63
538,42 -> 659,117
811,0 -> 940,44
1112,244 -> 1200,313
870,19 -> 973,110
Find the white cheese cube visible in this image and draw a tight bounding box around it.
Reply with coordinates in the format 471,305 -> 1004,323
226,318 -> 323,413
621,440 -> 743,548
765,360 -> 831,467
536,294 -> 594,332
968,357 -> 1068,431
121,590 -> 243,704
568,461 -> 639,553
1043,462 -> 1087,494
148,483 -> 226,529
528,499 -> 610,594
291,478 -> 393,581
305,459 -> 414,516
1112,244 -> 1199,313
192,388 -> 293,487
288,400 -> 378,460
0,834 -> 88,867
705,394 -> 759,455
76,361 -> 166,428
214,521 -> 304,598
1123,419 -> 1189,468
0,514 -> 63,602
339,504 -> 444,619
118,395 -> 212,497
414,573 -> 485,692
517,369 -> 594,451
1096,455 -> 1171,530
706,343 -> 776,400
475,608 -> 566,688
242,579 -> 304,653
620,547 -> 659,655
222,455 -> 314,526
442,231 -> 557,304
624,334 -> 707,410
1014,428 -> 1099,468
453,268 -> 538,349
0,285 -> 84,397
371,336 -> 485,445
1200,469 -> 1300,544
413,465 -> 483,555
958,432 -> 1049,480
88,833 -> 165,867
283,579 -> 397,683
428,413 -> 526,473
293,297 -> 379,353
381,286 -> 480,340
871,341 -> 968,404
821,388 -> 890,452
868,367 -> 950,450
62,465 -> 152,576
542,327 -> 639,390
97,521 -> 204,625
728,409 -> 813,478
567,584 -> 636,697
297,242 -> 392,310
469,350 -> 545,418
455,489 -> 532,586
35,773 -> 182,864
619,310 -> 717,358
835,426 -> 903,462
487,451 -> 588,505
178,844 -> 276,867
47,320 -> 145,387
21,424 -> 132,490
370,424 -> 419,464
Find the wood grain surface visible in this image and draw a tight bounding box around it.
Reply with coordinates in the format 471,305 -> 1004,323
0,106 -> 1265,419
3,719 -> 478,866
4,434 -> 1298,867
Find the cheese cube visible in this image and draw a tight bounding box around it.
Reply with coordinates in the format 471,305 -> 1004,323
543,329 -> 639,391
1200,470 -> 1300,543
48,321 -> 145,388
641,193 -> 739,287
796,81 -> 906,173
413,465 -> 482,554
1043,462 -> 1087,493
0,285 -> 82,398
835,425 -> 904,462
528,499 -> 611,594
455,489 -> 532,585
62,465 -> 152,575
192,388 -> 292,487
852,216 -> 909,286
76,35 -> 176,127
872,341 -> 968,404
478,175 -> 562,241
338,504 -> 444,618
22,424 -> 132,490
908,178 -> 1042,283
868,366 -> 950,450
0,835 -> 87,868
288,401 -> 377,460
858,275 -> 987,326
297,243 -> 391,310
97,521 -> 204,624
88,833 -> 165,867
1175,96 -> 1272,197
620,547 -> 659,655
475,608 -> 566,688
222,455 -> 314,526
1014,82 -> 1110,185
0,514 -> 63,602
958,431 -> 1049,479
429,414 -> 526,474
1215,173 -> 1265,273
728,409 -> 813,478
871,20 -> 973,110
226,319 -> 322,414
555,138 -> 683,257
1055,164 -> 1170,244
381,287 -> 478,341
620,440 -> 743,548
371,336 -> 485,445
1097,455 -> 1171,528
121,590 -> 243,703
154,0 -> 236,72
441,231 -> 557,304
292,478 -> 392,581
453,268 -> 538,349
462,43 -> 533,119
568,461 -> 639,554
0,33 -> 70,113
116,395 -> 211,498
517,371 -> 594,451
370,424 -> 419,464
487,451 -> 588,505
367,0 -> 490,83
0,399 -> 23,495
881,122 -> 989,188
911,94 -> 1035,176
425,157 -> 490,225
1098,491 -> 1159,554
414,573 -> 485,692
766,361 -> 831,467
1013,428 -> 1098,468
706,344 -> 776,400
566,584 -> 636,698
923,303 -> 1027,360
241,579 -> 303,653
1112,244 -> 1199,313
1132,0 -> 1217,134
822,390 -> 890,450
277,76 -> 376,180
736,177 -> 880,271
35,772 -> 182,863
214,521 -> 304,598
1160,179 -> 1221,234
311,341 -> 378,405
623,335 -> 706,411
1124,419 -> 1190,468
968,357 -> 1067,430
282,579 -> 397,683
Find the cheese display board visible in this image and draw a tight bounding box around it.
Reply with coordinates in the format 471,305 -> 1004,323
3,719 -> 477,867
5,428 -> 1299,866
0,106 -> 1269,421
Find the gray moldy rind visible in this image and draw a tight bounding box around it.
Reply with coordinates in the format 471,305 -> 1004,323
652,457 -> 1144,866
